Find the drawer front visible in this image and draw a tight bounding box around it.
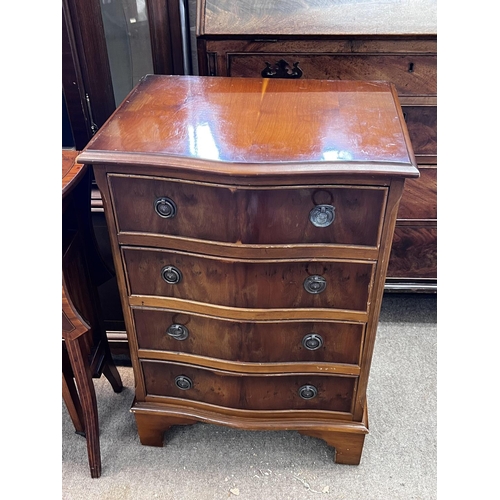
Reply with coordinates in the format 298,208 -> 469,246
133,308 -> 364,365
109,175 -> 387,248
123,248 -> 374,311
402,106 -> 437,158
142,360 -> 356,413
228,54 -> 437,96
397,167 -> 436,220
387,226 -> 437,279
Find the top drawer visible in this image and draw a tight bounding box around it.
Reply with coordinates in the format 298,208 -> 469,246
228,54 -> 437,96
109,175 -> 387,248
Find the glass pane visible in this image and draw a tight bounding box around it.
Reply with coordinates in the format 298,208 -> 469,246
100,0 -> 154,107
62,93 -> 75,148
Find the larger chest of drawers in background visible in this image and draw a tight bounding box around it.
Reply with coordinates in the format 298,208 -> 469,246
78,75 -> 419,465
196,0 -> 437,291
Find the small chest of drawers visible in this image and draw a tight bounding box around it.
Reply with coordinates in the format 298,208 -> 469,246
78,74 -> 419,465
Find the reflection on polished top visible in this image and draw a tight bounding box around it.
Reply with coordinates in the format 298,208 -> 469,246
79,75 -> 419,178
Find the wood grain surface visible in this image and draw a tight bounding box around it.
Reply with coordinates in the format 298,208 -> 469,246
228,54 -> 437,97
110,174 -> 387,247
198,0 -> 437,36
388,226 -> 437,278
123,247 -> 375,311
133,307 -> 364,366
141,360 -> 356,413
78,75 -> 418,179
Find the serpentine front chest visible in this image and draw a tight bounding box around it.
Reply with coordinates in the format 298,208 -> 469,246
78,74 -> 419,464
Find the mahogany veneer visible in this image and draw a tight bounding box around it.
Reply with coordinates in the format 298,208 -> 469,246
78,75 -> 418,465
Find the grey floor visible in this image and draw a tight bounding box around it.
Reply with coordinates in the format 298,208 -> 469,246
62,293 -> 437,499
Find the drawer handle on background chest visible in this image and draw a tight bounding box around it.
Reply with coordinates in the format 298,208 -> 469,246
303,275 -> 327,294
154,197 -> 177,218
166,324 -> 189,341
161,265 -> 182,284
309,204 -> 335,227
261,59 -> 303,79
174,375 -> 193,390
302,334 -> 324,350
298,385 -> 318,400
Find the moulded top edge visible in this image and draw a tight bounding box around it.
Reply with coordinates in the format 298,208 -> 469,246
77,150 -> 420,179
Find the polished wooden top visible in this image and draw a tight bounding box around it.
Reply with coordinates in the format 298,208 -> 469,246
78,75 -> 418,179
197,0 -> 437,37
62,150 -> 86,198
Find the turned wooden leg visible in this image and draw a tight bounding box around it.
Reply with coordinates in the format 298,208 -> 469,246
134,412 -> 196,447
300,430 -> 366,465
66,336 -> 101,478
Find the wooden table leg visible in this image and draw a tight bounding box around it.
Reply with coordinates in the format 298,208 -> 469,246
62,372 -> 85,436
63,152 -> 122,478
62,346 -> 85,435
65,335 -> 101,478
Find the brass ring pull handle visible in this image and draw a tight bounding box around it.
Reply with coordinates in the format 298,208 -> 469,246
309,204 -> 335,227
174,375 -> 193,390
166,324 -> 189,341
303,275 -> 327,294
302,333 -> 323,351
311,190 -> 333,206
161,265 -> 182,284
298,385 -> 318,400
154,197 -> 177,218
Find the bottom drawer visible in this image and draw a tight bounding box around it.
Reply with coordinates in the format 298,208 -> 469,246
142,360 -> 356,413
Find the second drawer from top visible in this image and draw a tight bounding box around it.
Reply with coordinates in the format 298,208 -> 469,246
122,247 -> 375,311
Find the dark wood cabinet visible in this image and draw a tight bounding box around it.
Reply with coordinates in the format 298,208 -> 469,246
196,0 -> 437,291
78,74 -> 418,464
63,0 -> 195,339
